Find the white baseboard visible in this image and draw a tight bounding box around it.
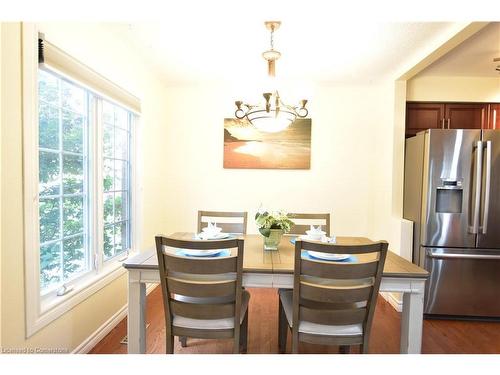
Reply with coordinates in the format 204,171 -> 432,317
380,292 -> 403,313
73,283 -> 158,354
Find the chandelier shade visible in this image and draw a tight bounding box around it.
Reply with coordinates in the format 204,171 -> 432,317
234,21 -> 308,133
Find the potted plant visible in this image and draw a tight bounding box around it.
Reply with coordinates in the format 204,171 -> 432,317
255,209 -> 294,251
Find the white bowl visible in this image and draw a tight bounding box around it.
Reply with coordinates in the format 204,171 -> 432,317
305,230 -> 326,240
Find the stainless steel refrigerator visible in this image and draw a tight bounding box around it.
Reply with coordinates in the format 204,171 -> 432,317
404,129 -> 500,318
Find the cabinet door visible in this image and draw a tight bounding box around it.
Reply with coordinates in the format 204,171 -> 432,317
445,103 -> 488,130
487,104 -> 500,130
406,102 -> 445,137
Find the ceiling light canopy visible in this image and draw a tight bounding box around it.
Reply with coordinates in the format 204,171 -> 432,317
234,21 -> 308,133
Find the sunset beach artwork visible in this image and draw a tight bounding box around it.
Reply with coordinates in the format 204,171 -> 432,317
223,118 -> 311,169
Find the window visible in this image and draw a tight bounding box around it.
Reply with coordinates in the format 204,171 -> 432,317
23,26 -> 141,336
102,101 -> 132,260
37,68 -> 135,295
38,69 -> 91,292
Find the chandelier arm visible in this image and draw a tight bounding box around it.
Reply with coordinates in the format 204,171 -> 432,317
234,109 -> 247,120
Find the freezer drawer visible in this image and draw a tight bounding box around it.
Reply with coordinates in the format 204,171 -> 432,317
423,247 -> 500,317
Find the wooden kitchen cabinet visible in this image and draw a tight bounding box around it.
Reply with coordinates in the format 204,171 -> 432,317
487,103 -> 499,129
405,102 -> 445,137
445,103 -> 488,130
406,102 -> 499,137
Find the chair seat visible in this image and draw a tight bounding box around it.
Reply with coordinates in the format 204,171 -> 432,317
280,291 -> 363,336
173,290 -> 250,330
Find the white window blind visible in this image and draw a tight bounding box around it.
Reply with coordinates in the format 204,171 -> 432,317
39,33 -> 141,114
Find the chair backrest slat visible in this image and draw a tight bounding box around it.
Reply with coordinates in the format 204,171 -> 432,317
299,306 -> 367,325
167,276 -> 237,298
214,222 -> 246,234
197,211 -> 248,234
163,253 -> 238,275
301,258 -> 378,279
300,282 -> 373,304
301,241 -> 383,254
171,299 -> 235,320
164,237 -> 238,250
288,213 -> 330,237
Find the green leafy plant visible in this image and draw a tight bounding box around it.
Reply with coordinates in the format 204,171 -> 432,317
255,209 -> 294,237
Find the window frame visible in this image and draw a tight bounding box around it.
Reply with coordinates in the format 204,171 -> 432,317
99,99 -> 133,264
23,24 -> 142,337
37,67 -> 93,297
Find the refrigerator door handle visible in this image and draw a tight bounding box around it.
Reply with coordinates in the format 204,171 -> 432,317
470,141 -> 483,234
482,141 -> 492,234
427,250 -> 500,260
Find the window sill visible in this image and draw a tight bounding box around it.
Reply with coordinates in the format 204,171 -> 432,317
27,251 -> 138,338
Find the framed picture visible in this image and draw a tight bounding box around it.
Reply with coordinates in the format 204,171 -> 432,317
223,118 -> 311,169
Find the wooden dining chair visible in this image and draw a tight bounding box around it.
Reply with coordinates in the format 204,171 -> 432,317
197,210 -> 248,234
155,235 -> 249,354
278,239 -> 388,354
181,209 -> 247,348
287,213 -> 331,237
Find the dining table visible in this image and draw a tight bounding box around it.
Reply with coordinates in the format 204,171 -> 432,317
123,233 -> 428,354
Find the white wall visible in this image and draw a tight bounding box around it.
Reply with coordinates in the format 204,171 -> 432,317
407,75 -> 500,102
160,82 -> 398,246
0,22 -> 170,351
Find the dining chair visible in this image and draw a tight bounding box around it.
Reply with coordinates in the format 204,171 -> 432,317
197,210 -> 248,234
278,239 -> 388,354
155,235 -> 249,354
287,213 -> 331,237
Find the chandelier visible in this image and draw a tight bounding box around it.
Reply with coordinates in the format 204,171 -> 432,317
234,21 -> 308,133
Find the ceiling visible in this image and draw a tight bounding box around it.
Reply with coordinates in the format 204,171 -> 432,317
103,8 -> 486,85
416,22 -> 500,77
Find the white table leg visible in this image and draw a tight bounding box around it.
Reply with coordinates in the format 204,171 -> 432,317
128,271 -> 147,354
400,280 -> 425,354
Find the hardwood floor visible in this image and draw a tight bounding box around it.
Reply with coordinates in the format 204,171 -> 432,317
89,286 -> 500,354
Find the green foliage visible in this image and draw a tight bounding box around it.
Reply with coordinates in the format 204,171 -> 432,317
104,194 -> 114,223
39,103 -> 59,150
255,210 -> 295,237
63,236 -> 85,278
39,151 -> 60,196
103,225 -> 114,258
40,242 -> 61,288
63,197 -> 84,236
63,154 -> 84,194
103,125 -> 113,157
39,198 -> 60,242
62,109 -> 84,153
115,193 -> 124,221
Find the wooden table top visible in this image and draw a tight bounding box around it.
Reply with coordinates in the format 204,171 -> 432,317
123,233 -> 428,279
